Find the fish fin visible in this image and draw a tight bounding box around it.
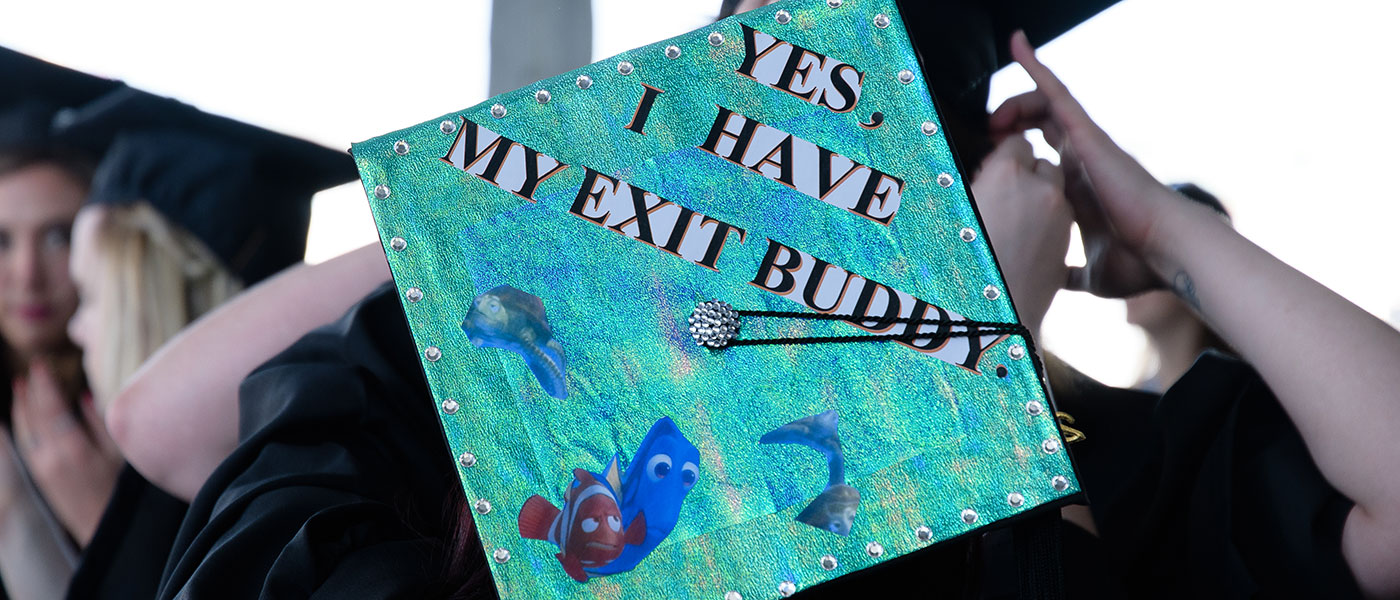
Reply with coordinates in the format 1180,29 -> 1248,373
604,456 -> 622,494
518,495 -> 560,541
624,510 -> 648,546
522,343 -> 568,400
557,552 -> 589,583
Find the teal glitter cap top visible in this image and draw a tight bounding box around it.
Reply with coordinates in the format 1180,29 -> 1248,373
351,1 -> 1079,598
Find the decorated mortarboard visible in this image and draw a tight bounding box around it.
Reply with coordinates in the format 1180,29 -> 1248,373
0,46 -> 123,152
51,87 -> 359,285
352,1 -> 1081,598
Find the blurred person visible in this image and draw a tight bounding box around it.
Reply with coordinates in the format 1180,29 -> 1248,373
0,47 -> 122,600
1125,183 -> 1231,392
25,85 -> 358,600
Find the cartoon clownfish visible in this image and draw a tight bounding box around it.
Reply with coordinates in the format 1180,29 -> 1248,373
518,461 -> 647,582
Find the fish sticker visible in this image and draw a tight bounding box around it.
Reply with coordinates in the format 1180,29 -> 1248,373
760,410 -> 860,536
585,416 -> 700,576
518,460 -> 647,582
462,285 -> 568,399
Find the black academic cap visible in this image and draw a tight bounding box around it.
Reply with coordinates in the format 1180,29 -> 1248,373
896,0 -> 1121,168
52,87 -> 358,285
0,46 -> 123,153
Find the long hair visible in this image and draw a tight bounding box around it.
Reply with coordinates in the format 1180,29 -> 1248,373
87,202 -> 242,403
0,149 -> 93,428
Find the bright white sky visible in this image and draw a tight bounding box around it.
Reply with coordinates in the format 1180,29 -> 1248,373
4,0 -> 1397,386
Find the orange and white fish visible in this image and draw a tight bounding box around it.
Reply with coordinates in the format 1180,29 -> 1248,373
518,460 -> 647,582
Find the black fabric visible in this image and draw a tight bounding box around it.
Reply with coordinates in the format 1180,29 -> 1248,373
0,46 -> 122,151
65,464 -> 187,600
1059,351 -> 1363,598
156,284 -> 487,600
51,86 -> 358,285
161,289 -> 1361,598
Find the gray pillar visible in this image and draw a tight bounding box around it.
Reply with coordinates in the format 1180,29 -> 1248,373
490,0 -> 593,96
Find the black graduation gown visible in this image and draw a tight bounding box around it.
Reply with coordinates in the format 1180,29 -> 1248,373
66,465 -> 187,600
157,285 -> 1362,598
155,283 -> 486,600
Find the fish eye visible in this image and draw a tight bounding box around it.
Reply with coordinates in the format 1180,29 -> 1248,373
581,517 -> 599,533
487,299 -> 501,313
607,515 -> 621,531
680,461 -> 698,487
646,454 -> 672,482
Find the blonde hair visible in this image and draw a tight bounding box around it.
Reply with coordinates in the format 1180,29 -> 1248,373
89,202 -> 242,402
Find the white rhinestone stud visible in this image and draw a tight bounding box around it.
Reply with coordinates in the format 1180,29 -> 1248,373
441,398 -> 459,414
865,541 -> 885,558
665,45 -> 681,59
373,184 -> 391,200
937,172 -> 955,187
1009,344 -> 1026,360
898,69 -> 915,84
1052,475 -> 1070,492
778,581 -> 797,597
490,103 -> 506,118
961,509 -> 979,525
618,61 -> 634,75
1042,439 -> 1061,454
689,300 -> 740,348
535,89 -> 551,104
922,121 -> 940,136
774,9 -> 791,24
439,120 -> 457,134
874,13 -> 891,28
724,592 -> 742,600
915,525 -> 933,542
960,227 -> 977,242
492,548 -> 510,563
393,140 -> 410,156
827,0 -> 842,7
819,554 -> 838,570
405,287 -> 423,303
708,32 -> 724,46
984,285 -> 1000,301
425,346 -> 442,362
1026,400 -> 1044,416
459,452 -> 477,468
389,236 -> 407,252
576,74 -> 593,89
474,499 -> 492,514
1008,492 -> 1025,508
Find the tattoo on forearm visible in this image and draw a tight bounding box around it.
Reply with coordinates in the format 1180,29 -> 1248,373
1172,271 -> 1201,310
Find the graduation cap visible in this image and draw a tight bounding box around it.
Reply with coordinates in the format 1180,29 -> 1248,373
352,0 -> 1079,597
0,46 -> 123,154
51,87 -> 359,285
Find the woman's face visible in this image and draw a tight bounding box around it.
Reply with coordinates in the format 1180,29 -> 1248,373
0,164 -> 84,358
66,205 -> 106,385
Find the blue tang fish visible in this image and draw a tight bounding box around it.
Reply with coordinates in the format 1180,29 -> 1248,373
760,410 -> 860,536
584,416 -> 699,576
461,285 -> 568,399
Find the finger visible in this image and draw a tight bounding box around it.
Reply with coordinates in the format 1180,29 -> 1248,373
986,134 -> 1036,170
1010,30 -> 1091,126
1033,158 -> 1065,188
12,378 -> 35,452
25,360 -> 68,419
988,91 -> 1050,138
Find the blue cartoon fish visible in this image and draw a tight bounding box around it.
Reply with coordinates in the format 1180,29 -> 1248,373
584,416 -> 700,576
518,460 -> 647,582
461,285 -> 568,399
760,410 -> 860,536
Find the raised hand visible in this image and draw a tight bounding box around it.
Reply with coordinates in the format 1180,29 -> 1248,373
988,31 -> 1191,299
12,360 -> 121,547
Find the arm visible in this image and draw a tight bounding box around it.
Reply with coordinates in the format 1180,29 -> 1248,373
106,242 -> 392,501
992,31 -> 1400,596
